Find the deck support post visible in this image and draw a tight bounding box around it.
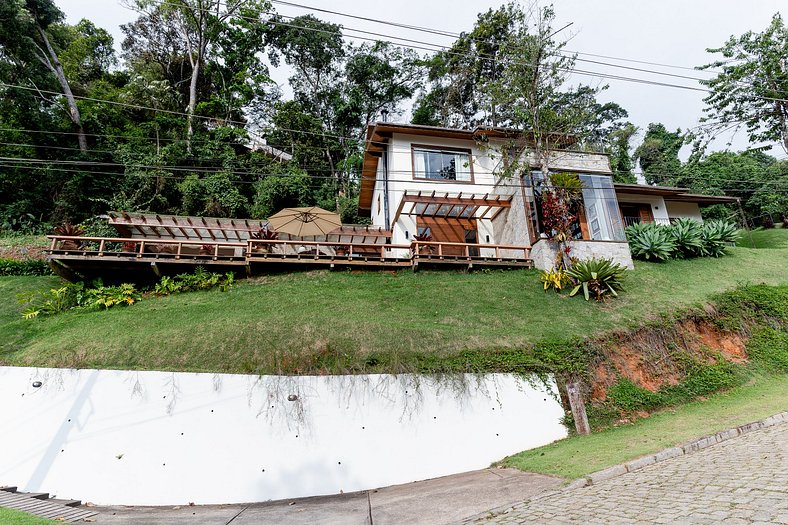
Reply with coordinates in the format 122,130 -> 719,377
566,380 -> 591,436
150,262 -> 161,278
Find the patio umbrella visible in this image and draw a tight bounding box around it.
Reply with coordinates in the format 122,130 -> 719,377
267,206 -> 342,237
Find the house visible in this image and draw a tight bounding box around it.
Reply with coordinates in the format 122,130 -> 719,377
46,122 -> 739,281
359,122 -> 739,270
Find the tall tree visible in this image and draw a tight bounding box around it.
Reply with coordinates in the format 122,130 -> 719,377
126,0 -> 271,150
698,13 -> 788,154
608,123 -> 637,183
0,0 -> 90,151
413,3 -> 523,128
633,123 -> 684,186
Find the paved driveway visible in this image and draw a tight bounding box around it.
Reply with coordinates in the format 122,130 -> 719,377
471,422 -> 788,524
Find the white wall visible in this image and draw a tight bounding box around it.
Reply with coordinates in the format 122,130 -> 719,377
0,367 -> 567,506
616,193 -> 670,222
665,201 -> 703,221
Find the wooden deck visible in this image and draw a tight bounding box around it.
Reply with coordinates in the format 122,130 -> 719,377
46,235 -> 533,281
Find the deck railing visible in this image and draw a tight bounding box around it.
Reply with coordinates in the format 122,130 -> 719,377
411,240 -> 531,261
48,235 -> 247,260
622,216 -> 672,228
247,238 -> 410,261
48,235 -> 534,269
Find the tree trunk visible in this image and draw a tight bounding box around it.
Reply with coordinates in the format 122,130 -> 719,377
186,58 -> 200,153
38,25 -> 87,152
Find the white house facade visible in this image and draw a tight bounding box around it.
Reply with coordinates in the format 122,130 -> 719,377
359,122 -> 738,270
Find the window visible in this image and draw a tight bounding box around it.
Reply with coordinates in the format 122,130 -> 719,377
412,146 -> 472,182
579,174 -> 626,241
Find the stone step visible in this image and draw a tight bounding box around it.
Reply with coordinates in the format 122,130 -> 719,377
50,498 -> 82,508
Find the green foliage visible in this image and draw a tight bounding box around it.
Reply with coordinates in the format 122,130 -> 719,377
698,13 -> 788,154
747,327 -> 788,372
19,268 -> 234,319
154,267 -> 235,296
251,169 -> 313,218
627,220 -> 739,261
606,379 -> 660,412
566,258 -> 626,301
699,221 -> 727,257
626,223 -> 676,261
633,123 -> 684,185
178,172 -> 247,217
0,258 -> 52,276
605,355 -> 740,415
669,218 -> 704,258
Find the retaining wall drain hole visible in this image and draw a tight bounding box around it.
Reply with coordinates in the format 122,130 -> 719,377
262,469 -> 265,472
338,461 -> 341,465
211,409 -> 214,413
287,394 -> 298,401
32,381 -> 42,388
68,419 -> 71,422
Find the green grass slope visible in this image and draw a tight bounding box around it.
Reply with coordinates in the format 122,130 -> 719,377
1,229 -> 786,374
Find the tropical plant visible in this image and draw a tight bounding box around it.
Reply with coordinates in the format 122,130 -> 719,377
669,218 -> 704,258
706,219 -> 741,244
566,258 -> 626,301
699,221 -> 734,257
539,268 -> 571,292
626,223 -> 676,261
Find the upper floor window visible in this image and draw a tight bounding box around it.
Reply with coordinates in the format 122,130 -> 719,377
412,145 -> 473,182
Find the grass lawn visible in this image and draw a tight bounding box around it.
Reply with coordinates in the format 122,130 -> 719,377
737,224 -> 787,249
1,229 -> 786,374
499,372 -> 788,479
0,508 -> 58,525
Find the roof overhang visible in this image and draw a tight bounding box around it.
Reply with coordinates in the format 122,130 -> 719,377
613,184 -> 739,206
665,194 -> 740,205
614,183 -> 689,197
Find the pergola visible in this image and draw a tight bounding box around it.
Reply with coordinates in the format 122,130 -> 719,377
393,190 -> 513,223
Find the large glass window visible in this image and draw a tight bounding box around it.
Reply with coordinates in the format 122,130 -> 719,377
579,174 -> 626,241
413,147 -> 472,182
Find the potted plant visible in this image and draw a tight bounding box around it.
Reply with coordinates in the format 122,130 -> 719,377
53,223 -> 85,250
250,227 -> 279,253
413,232 -> 434,255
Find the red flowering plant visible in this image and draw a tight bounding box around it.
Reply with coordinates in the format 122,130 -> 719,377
540,172 -> 583,271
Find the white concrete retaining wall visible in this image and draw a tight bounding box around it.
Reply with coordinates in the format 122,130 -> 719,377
0,367 -> 566,506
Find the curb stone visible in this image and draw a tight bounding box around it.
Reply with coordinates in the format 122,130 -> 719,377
461,411 -> 788,523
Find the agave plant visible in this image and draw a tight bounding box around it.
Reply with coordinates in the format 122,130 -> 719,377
626,223 -> 676,261
566,258 -> 626,301
668,218 -> 703,258
705,220 -> 741,244
699,222 -> 727,257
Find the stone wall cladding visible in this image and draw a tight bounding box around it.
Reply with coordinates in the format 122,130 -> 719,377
531,239 -> 635,270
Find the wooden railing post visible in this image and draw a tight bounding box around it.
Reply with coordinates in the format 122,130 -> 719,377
214,243 -> 219,260
566,381 -> 591,436
49,237 -> 57,251
138,241 -> 145,258
98,239 -> 105,256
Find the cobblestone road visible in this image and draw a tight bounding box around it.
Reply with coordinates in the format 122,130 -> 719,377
474,422 -> 788,525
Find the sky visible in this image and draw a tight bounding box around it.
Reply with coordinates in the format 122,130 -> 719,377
56,0 -> 786,159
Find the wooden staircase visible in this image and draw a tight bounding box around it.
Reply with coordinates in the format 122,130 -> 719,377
0,486 -> 97,523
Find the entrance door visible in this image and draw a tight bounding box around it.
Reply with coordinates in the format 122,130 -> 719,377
417,217 -> 476,256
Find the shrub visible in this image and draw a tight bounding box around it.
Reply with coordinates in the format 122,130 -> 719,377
626,223 -> 676,261
668,218 -> 703,258
705,219 -> 740,244
699,222 -> 727,257
606,379 -> 660,412
0,258 -> 52,276
566,258 -> 626,301
539,268 -> 571,292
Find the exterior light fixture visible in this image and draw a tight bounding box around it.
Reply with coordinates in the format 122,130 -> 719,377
32,381 -> 42,388
287,394 -> 298,402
